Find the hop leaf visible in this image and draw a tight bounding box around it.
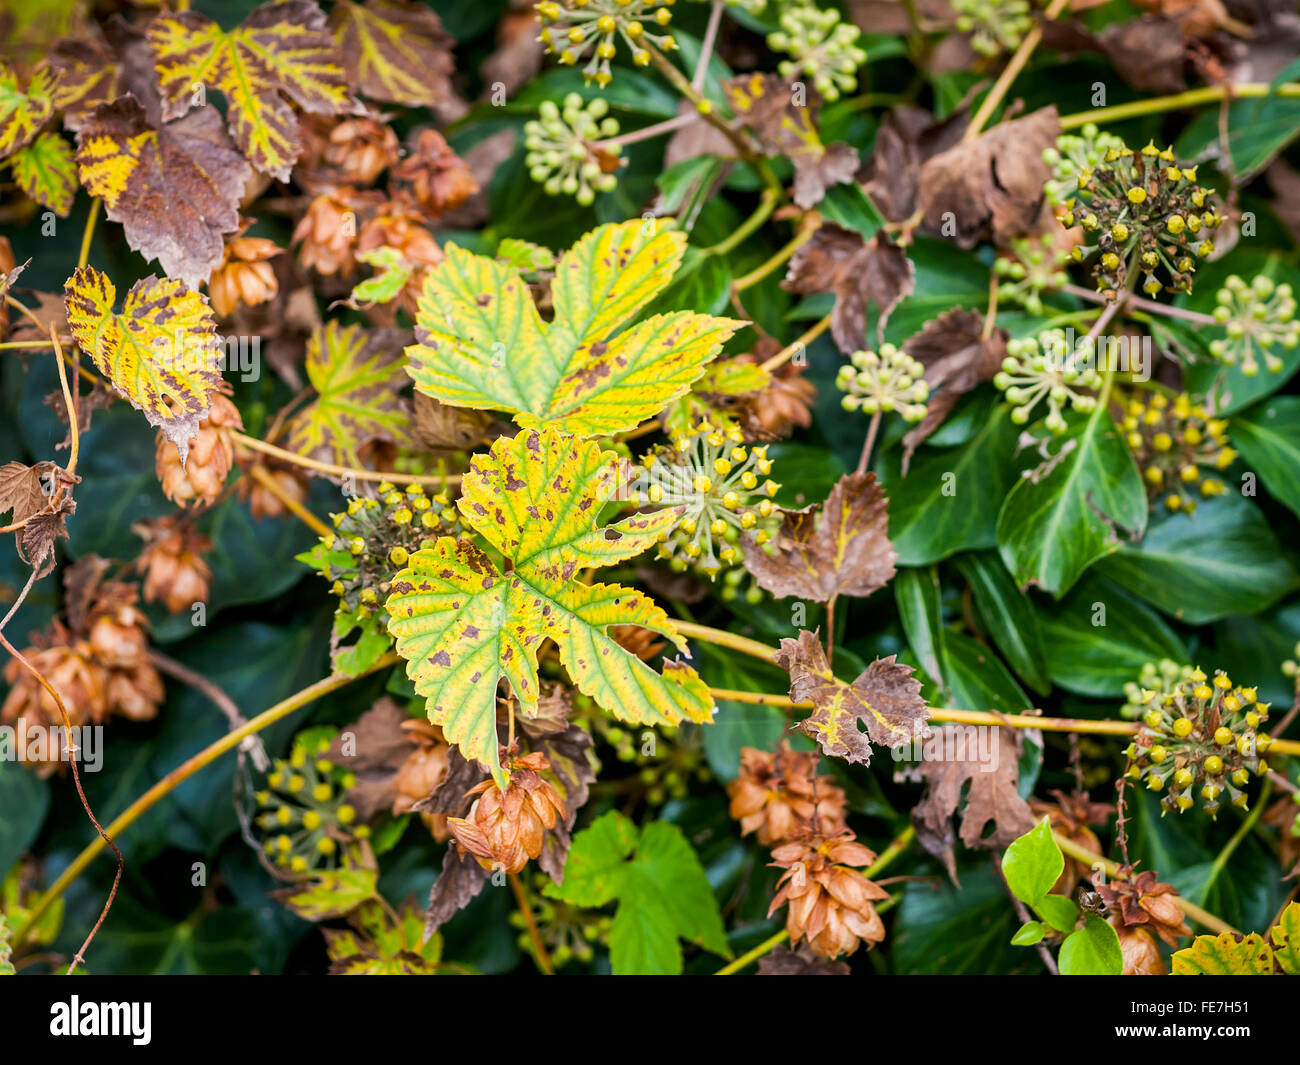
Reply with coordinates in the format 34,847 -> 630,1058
9,132 -> 77,215
775,629 -> 928,765
329,0 -> 454,108
386,428 -> 715,787
405,220 -> 741,436
0,62 -> 53,160
75,96 -> 252,287
63,265 -> 221,464
148,0 -> 352,180
285,322 -> 411,467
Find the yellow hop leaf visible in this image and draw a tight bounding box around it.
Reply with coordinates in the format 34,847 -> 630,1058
147,0 -> 352,180
386,428 -> 715,786
9,131 -> 77,216
63,265 -> 222,464
405,219 -> 742,437
0,62 -> 53,161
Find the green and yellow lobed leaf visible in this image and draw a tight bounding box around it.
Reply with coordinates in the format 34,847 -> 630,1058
386,428 -> 714,787
405,219 -> 743,437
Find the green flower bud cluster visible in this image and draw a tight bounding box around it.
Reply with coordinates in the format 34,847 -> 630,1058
994,234 -> 1070,316
836,344 -> 930,422
597,721 -> 710,805
767,3 -> 867,102
994,330 -> 1101,433
524,94 -> 623,206
1118,391 -> 1233,514
637,421 -> 780,577
255,734 -> 369,873
536,0 -> 677,88
953,0 -> 1034,58
1042,124 -> 1127,208
310,482 -> 460,620
1121,660 -> 1195,720
1125,667 -> 1272,817
1060,140 -> 1222,299
510,871 -> 611,967
1209,274 -> 1298,376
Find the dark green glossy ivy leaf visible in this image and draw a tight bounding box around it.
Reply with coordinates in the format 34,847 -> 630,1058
955,551 -> 1050,695
1230,396 -> 1300,521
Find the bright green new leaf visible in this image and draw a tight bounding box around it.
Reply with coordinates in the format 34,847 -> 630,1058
9,131 -> 76,215
386,428 -> 715,786
1058,914 -> 1123,975
405,219 -> 741,436
1034,894 -> 1078,935
545,810 -> 729,975
1001,817 -> 1064,906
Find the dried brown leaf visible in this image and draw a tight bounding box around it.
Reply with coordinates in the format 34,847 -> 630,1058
742,472 -> 896,602
424,843 -> 490,935
0,462 -> 50,526
776,629 -> 928,766
918,107 -> 1060,248
783,224 -> 915,354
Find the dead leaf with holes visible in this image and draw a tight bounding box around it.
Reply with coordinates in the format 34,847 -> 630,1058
775,629 -> 928,767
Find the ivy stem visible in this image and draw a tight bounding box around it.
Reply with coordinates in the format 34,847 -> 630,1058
760,314 -> 831,372
855,409 -> 882,476
508,872 -> 556,975
714,825 -> 915,973
232,431 -> 460,487
964,0 -> 1072,140
693,0 -> 726,93
732,219 -> 817,292
1059,82 -> 1300,130
11,652 -> 402,949
1062,283 -> 1219,326
246,463 -> 332,537
1200,778 -> 1273,903
77,198 -> 101,270
1052,831 -> 1237,936
597,111 -> 696,150
702,186 -> 779,257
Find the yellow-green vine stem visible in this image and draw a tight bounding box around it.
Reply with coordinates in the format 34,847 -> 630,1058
1061,83 -> 1300,130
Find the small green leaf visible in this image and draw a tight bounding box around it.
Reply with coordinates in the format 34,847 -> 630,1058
1001,817 -> 1064,906
1011,920 -> 1045,946
1058,915 -> 1123,975
1033,893 -> 1078,935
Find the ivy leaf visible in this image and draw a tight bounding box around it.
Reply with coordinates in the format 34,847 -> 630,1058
329,0 -> 454,108
545,810 -> 729,975
148,0 -> 352,180
1170,931 -> 1277,975
742,472 -> 896,603
1058,915 -> 1123,976
386,428 -> 715,786
723,72 -> 858,209
0,62 -> 53,160
405,220 -> 740,436
1001,818 -> 1064,906
63,265 -> 222,463
285,322 -> 410,468
1231,396 -> 1300,521
996,407 -> 1147,597
9,132 -> 77,215
75,96 -> 252,288
775,629 -> 928,766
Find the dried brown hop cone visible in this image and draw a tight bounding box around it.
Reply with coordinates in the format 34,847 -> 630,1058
134,516 -> 213,614
727,740 -> 847,846
155,392 -> 243,507
769,831 -> 889,959
1095,866 -> 1191,974
447,750 -> 567,874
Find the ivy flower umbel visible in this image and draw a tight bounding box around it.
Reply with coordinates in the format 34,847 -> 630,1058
536,0 -> 677,87
953,0 -> 1034,58
767,3 -> 867,102
1121,660 -> 1195,720
1060,140 -> 1222,298
994,234 -> 1069,316
1209,274 -> 1299,376
312,482 -> 460,619
1042,124 -> 1127,209
256,734 -> 370,873
524,94 -> 623,205
836,344 -> 930,422
637,422 -> 780,577
1119,391 -> 1233,513
1125,668 -> 1273,817
994,330 -> 1101,433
